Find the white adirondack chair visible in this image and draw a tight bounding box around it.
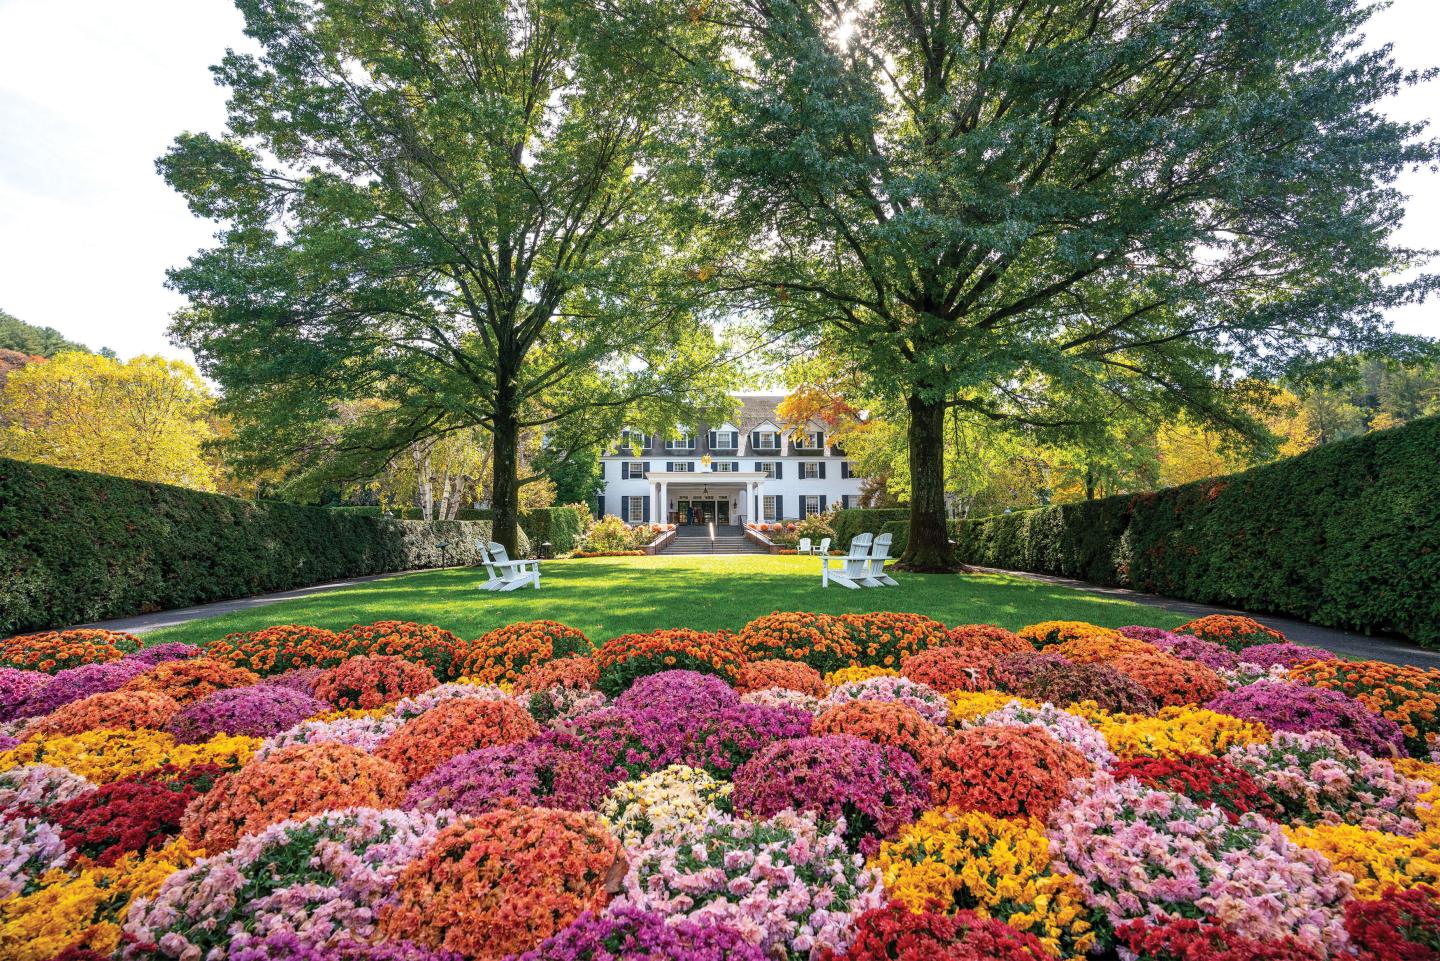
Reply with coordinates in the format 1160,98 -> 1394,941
478,541 -> 540,591
862,532 -> 899,587
797,537 -> 812,555
816,536 -> 831,556
822,532 -> 872,589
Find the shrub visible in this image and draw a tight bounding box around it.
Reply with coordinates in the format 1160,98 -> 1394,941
0,456 -> 505,635
830,508 -> 910,551
313,654 -> 438,710
1206,681 -> 1408,758
582,514 -> 642,553
1176,614 -> 1288,650
951,418 -> 1440,646
0,629 -> 142,673
24,689 -> 181,737
942,624 -> 1031,655
49,763 -> 223,866
900,648 -> 1001,693
735,658 -> 825,696
512,906 -> 766,961
377,697 -> 540,782
1289,660 -> 1440,759
122,658 -> 261,705
180,743 -> 406,852
812,700 -> 944,769
840,612 -> 948,668
930,726 -> 1090,820
1010,660 -> 1158,714
738,611 -> 858,673
458,620 -> 593,683
379,807 -> 621,961
1110,754 -> 1282,822
1109,652 -> 1225,707
519,504 -> 592,555
339,621 -> 468,681
594,629 -> 746,695
205,625 -> 349,675
877,808 -> 1095,959
163,685 -> 327,743
829,902 -> 1052,961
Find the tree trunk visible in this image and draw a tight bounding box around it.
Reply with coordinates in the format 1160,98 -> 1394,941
898,392 -> 958,572
490,388 -> 522,556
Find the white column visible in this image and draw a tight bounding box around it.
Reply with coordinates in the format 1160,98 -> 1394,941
651,480 -> 662,524
660,481 -> 668,525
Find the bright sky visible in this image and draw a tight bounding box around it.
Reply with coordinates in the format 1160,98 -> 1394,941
0,0 -> 1437,364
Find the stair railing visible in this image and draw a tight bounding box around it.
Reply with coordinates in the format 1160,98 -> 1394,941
708,520 -> 715,553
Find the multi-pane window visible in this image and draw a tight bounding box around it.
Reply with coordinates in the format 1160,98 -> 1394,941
709,430 -> 738,450
622,462 -> 646,479
712,461 -> 738,472
668,461 -> 695,472
802,495 -> 823,517
758,462 -> 775,478
793,431 -> 823,450
762,496 -> 779,522
619,430 -> 648,450
800,462 -> 820,479
665,433 -> 695,450
753,430 -> 780,450
626,498 -> 646,523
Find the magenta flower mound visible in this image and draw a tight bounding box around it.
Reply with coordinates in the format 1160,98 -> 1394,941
1205,680 -> 1407,757
227,932 -> 463,961
614,669 -> 740,716
618,810 -> 883,959
0,735 -> 16,752
1233,642 -> 1337,669
732,734 -> 930,853
567,707 -> 693,778
266,667 -> 327,696
404,732 -> 616,814
1140,633 -> 1241,671
1116,626 -> 1180,645
1048,772 -> 1352,952
0,668 -> 49,721
257,713 -> 405,759
163,684 -> 329,743
521,686 -> 609,727
686,703 -> 813,777
391,682 -> 510,720
511,906 -> 768,961
821,676 -> 949,725
14,659 -> 151,718
124,642 -> 204,667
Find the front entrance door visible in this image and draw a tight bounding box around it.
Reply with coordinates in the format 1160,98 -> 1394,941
676,497 -> 731,525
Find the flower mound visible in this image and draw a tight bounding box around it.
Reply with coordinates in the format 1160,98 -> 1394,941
380,807 -> 621,960
459,620 -> 593,683
128,807 -> 449,958
163,684 -> 327,743
257,712 -> 404,758
1284,824 -> 1440,899
942,624 -> 1032,655
404,732 -> 615,815
0,628 -> 142,673
1225,730 -> 1425,833
614,668 -> 740,715
514,906 -> 765,961
1110,652 -> 1224,707
972,700 -> 1115,767
123,642 -> 203,666
1086,705 -> 1269,759
1110,754 -> 1281,822
1207,681 -> 1408,757
931,726 -> 1090,820
24,689 -> 180,737
813,699 -> 944,768
617,810 -> 883,959
180,743 -> 406,851
900,648 -> 1001,693
738,611 -> 858,673
0,668 -> 48,721
49,763 -> 224,866
827,902 -> 1051,961
0,763 -> 95,814
822,675 -> 950,725
313,654 -> 439,710
205,624 -> 350,675
877,808 -> 1094,958
839,612 -> 947,669
1048,772 -> 1351,951
123,657 -> 262,705
1176,614 -> 1286,650
1239,642 -> 1337,669
732,734 -> 930,852
1138,630 -> 1242,670
1343,884 -> 1440,961
735,658 -> 825,696
1050,634 -> 1159,664
594,629 -> 748,696
11,660 -> 150,719
514,655 -> 599,692
1017,621 -> 1121,649
378,696 -> 539,781
1,728 -> 257,783
1290,659 -> 1440,759
600,764 -> 733,845
0,816 -> 69,898
1009,660 -> 1158,714
338,620 -> 468,681
1115,918 -> 1324,961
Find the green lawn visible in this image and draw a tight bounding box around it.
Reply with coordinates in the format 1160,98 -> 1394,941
144,554 -> 1186,647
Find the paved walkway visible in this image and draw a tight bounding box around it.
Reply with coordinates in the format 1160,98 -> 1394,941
979,567 -> 1440,668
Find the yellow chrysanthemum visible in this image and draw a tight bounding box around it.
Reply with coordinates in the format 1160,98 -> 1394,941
0,838 -> 199,961
877,807 -> 1095,959
305,707 -> 392,722
824,665 -> 899,688
1285,824 -> 1440,899
944,690 -> 1040,725
1090,706 -> 1269,759
0,729 -> 258,783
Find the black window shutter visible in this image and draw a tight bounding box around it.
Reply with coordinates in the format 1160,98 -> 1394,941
597,495 -> 605,516
666,462 -> 673,472
707,430 -> 715,449
776,495 -> 783,519
643,461 -> 650,475
621,495 -> 630,519
750,431 -> 759,450
775,462 -> 783,480
643,497 -> 651,522
814,430 -> 824,447
820,495 -> 827,512
754,461 -> 762,471
819,463 -> 827,479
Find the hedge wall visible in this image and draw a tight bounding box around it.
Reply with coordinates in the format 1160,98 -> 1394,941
0,458 -> 516,636
952,416 -> 1440,646
830,508 -> 910,550
520,505 -> 592,555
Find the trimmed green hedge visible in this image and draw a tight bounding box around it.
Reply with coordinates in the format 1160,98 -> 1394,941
952,416 -> 1440,646
0,458 -> 518,635
520,504 -> 592,555
831,508 -> 910,550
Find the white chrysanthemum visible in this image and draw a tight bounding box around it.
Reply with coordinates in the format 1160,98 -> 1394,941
600,764 -> 732,846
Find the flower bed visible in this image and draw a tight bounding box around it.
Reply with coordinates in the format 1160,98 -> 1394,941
1,612 -> 1434,961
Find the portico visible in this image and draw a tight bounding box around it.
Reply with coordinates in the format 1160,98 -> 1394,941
642,469 -> 769,527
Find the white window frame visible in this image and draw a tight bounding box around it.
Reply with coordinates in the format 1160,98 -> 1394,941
801,495 -> 822,517
758,462 -> 776,478
711,430 -> 738,450
626,498 -> 646,523
792,431 -> 822,450
753,430 -> 780,451
762,496 -> 779,522
669,461 -> 696,472
800,462 -> 820,479
623,462 -> 645,480
712,461 -> 738,472
665,432 -> 695,451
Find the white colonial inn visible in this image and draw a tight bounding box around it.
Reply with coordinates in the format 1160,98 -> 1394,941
598,393 -> 865,528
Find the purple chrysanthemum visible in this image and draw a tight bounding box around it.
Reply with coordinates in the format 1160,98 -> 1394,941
404,732 -> 618,815
511,906 -> 768,961
0,668 -> 49,721
13,660 -> 151,719
124,643 -> 204,667
1206,680 -> 1407,757
1138,632 -> 1241,671
614,670 -> 740,716
1234,642 -> 1337,669
163,684 -> 328,743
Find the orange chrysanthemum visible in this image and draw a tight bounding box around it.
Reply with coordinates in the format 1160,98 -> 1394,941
1017,621 -> 1122,649
839,612 -> 948,669
594,628 -> 748,696
458,620 -> 593,684
1290,659 -> 1440,757
122,658 -> 260,706
930,726 -> 1090,820
812,699 -> 945,769
1110,653 -> 1225,708
737,612 -> 859,673
735,659 -> 826,696
313,655 -> 438,710
901,648 -> 1002,693
24,690 -> 181,737
1050,635 -> 1159,665
338,620 -> 469,680
205,624 -> 349,676
513,656 -> 600,693
376,697 -> 540,781
0,629 -> 142,674
1174,615 -> 1285,651
942,624 -> 1033,656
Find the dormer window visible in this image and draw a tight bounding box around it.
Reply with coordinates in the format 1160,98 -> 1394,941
665,431 -> 695,451
708,425 -> 740,450
619,430 -> 648,451
792,430 -> 824,450
753,430 -> 780,450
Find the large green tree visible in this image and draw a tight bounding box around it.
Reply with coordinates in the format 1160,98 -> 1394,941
162,0 -> 730,551
698,0 -> 1438,569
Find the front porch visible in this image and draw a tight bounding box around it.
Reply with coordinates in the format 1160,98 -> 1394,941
639,470 -> 768,529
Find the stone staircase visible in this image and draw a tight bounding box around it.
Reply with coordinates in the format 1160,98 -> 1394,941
661,526 -> 769,555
